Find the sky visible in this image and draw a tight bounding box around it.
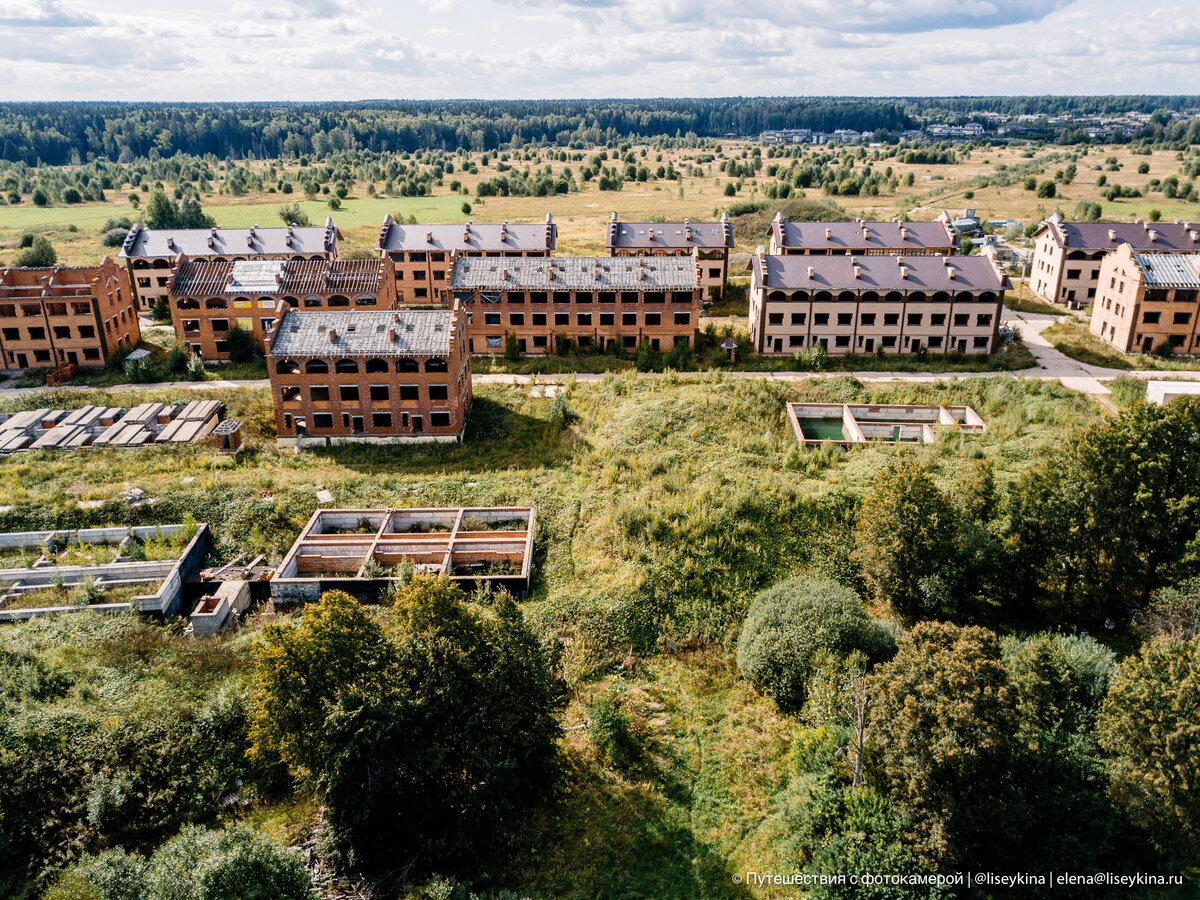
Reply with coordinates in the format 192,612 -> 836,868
0,0 -> 1197,101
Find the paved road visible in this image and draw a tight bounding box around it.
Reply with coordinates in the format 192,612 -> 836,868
0,309 -> 1190,401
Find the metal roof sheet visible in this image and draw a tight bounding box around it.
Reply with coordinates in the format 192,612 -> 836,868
449,255 -> 698,291
171,258 -> 383,297
268,309 -> 456,358
1135,252 -> 1200,288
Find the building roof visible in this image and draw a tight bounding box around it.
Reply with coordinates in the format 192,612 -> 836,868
1038,212 -> 1200,251
0,263 -> 118,301
171,257 -> 383,297
269,309 -> 457,358
606,213 -> 733,250
377,215 -> 556,253
449,255 -> 698,291
751,252 -> 1010,293
770,215 -> 957,252
120,219 -> 338,260
1134,252 -> 1200,289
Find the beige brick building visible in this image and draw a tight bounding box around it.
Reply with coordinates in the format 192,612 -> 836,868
1030,213 -> 1200,309
749,249 -> 1007,356
447,254 -> 701,356
267,305 -> 471,443
1089,243 -> 1200,355
768,212 -> 958,257
0,258 -> 139,371
120,219 -> 339,312
376,216 -> 556,306
606,212 -> 733,299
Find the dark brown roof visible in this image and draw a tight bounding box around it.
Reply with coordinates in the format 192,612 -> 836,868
606,214 -> 733,250
1038,212 -> 1200,251
377,216 -> 556,253
751,253 -> 1009,293
170,258 -> 384,297
449,256 -> 698,291
771,217 -> 957,252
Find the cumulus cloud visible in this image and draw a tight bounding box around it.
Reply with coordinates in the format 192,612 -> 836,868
0,0 -> 97,28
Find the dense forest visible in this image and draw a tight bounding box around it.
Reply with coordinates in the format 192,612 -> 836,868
1,96 -> 1199,165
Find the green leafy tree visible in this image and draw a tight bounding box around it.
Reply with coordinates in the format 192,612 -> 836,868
1098,636 -> 1200,864
1008,400 -> 1200,624
277,202 -> 311,227
854,462 -> 958,623
45,848 -> 148,900
144,190 -> 215,230
13,236 -> 57,267
1135,577 -> 1200,641
503,332 -> 521,361
736,576 -> 875,710
224,325 -> 260,365
1036,180 -> 1056,198
634,338 -> 662,372
863,622 -> 1019,868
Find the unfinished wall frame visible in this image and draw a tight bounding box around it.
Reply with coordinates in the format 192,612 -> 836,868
786,402 -> 987,446
270,507 -> 536,604
0,523 -> 210,621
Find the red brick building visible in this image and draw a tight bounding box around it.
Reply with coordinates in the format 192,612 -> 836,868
0,258 -> 139,371
768,213 -> 958,256
267,305 -> 471,444
168,256 -> 394,361
376,215 -> 557,306
447,254 -> 701,356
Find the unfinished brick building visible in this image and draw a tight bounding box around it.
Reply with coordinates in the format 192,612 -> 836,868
0,258 -> 139,372
120,219 -> 339,312
1031,213 -> 1200,309
168,255 -> 394,360
1089,243 -> 1200,355
749,249 -> 1008,356
377,215 -> 557,306
768,213 -> 958,256
606,212 -> 734,299
267,305 -> 471,444
447,254 -> 701,355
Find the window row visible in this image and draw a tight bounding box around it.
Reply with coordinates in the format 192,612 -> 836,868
782,334 -> 991,350
175,295 -> 376,310
2,323 -> 98,341
477,311 -> 691,328
274,357 -> 449,375
299,411 -> 453,431
181,318 -> 274,334
766,311 -> 993,328
764,290 -> 999,304
280,384 -> 451,403
458,290 -> 696,305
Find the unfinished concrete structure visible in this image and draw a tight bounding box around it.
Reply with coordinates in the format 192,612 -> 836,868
749,250 -> 1008,356
0,524 -> 210,622
267,306 -> 471,444
1089,243 -> 1200,355
606,212 -> 733,299
377,216 -> 557,305
121,219 -> 340,311
0,400 -> 223,453
448,254 -> 701,355
168,255 -> 394,360
768,213 -> 958,257
0,259 -> 139,373
1030,213 -> 1200,308
787,403 -> 987,446
271,507 -> 535,603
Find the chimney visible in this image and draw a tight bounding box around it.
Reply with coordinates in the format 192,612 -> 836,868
1108,229 -> 1117,242
806,265 -> 814,279
389,327 -> 398,341
853,264 -> 862,279
328,328 -> 337,342
900,226 -> 909,240
825,227 -> 832,240
426,232 -> 433,244
610,211 -> 618,221
1149,230 -> 1159,243
900,265 -> 909,280
166,237 -> 176,250
1190,230 -> 1199,243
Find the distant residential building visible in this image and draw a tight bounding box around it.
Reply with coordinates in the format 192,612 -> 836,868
376,216 -> 557,306
1090,244 -> 1200,356
760,129 -> 812,144
606,212 -> 733,298
267,305 -> 471,443
120,219 -> 339,312
168,256 -> 393,361
0,259 -> 139,371
926,123 -> 985,139
447,254 -> 701,356
1030,212 -> 1200,308
749,249 -> 1008,356
768,213 -> 958,257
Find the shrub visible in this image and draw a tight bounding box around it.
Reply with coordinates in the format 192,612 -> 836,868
224,326 -> 260,365
62,187 -> 83,204
14,236 -> 57,268
145,825 -> 313,900
736,575 -> 873,710
587,689 -> 638,767
32,187 -> 48,206
45,848 -> 148,900
100,228 -> 127,248
277,202 -> 311,227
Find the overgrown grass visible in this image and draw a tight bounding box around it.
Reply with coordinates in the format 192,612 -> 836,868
1043,318 -> 1135,369
1005,294 -> 1066,316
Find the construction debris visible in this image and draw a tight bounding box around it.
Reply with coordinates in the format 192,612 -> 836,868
0,400 -> 223,454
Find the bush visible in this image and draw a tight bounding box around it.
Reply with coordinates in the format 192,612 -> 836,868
1036,180 -> 1056,198
634,338 -> 662,373
100,228 -> 127,248
45,848 -> 148,900
13,236 -> 57,267
32,187 -> 48,206
587,689 -> 638,767
736,575 -> 873,710
277,202 -> 311,227
62,187 -> 83,204
224,326 -> 260,365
